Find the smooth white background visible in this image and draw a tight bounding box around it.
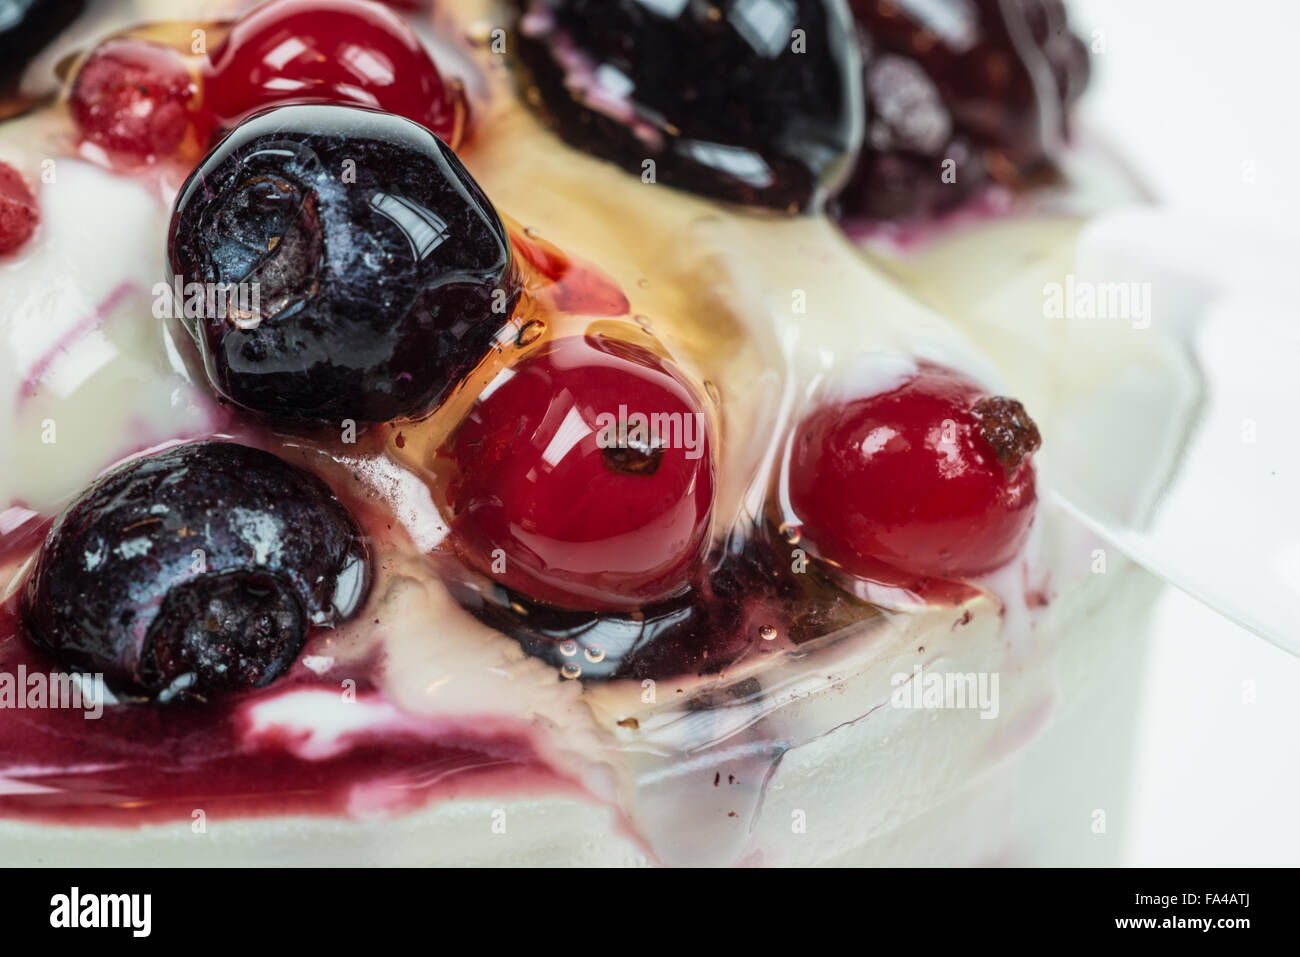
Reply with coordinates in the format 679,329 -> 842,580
1073,0 -> 1300,865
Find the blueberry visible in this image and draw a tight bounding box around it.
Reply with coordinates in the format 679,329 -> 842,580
167,103 -> 519,429
835,0 -> 1091,221
447,578 -> 725,681
511,0 -> 863,212
449,533 -> 871,682
0,0 -> 85,101
21,442 -> 370,701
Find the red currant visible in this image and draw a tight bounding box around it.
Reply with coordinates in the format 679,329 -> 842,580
69,38 -> 197,158
445,333 -> 716,612
204,0 -> 464,145
786,364 -> 1040,582
0,161 -> 37,255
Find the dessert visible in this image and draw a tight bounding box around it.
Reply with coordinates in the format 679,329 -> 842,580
0,0 -> 1161,866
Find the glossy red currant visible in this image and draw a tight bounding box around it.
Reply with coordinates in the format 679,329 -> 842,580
445,333 -> 716,612
204,0 -> 464,145
69,38 -> 197,158
786,364 -> 1040,582
0,161 -> 37,254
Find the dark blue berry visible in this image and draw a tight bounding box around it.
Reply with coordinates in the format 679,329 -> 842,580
835,0 -> 1090,221
449,533 -> 871,682
512,0 -> 863,212
21,442 -> 370,701
0,0 -> 85,101
167,103 -> 519,429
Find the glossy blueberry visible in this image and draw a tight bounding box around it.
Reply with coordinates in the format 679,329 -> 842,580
512,0 -> 863,212
450,533 -> 871,682
836,0 -> 1090,221
0,0 -> 85,102
21,442 -> 370,701
167,103 -> 519,428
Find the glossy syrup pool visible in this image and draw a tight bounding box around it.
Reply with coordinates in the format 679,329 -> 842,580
0,0 -> 1022,848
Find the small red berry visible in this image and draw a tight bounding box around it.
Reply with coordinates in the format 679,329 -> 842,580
205,0 -> 464,145
0,162 -> 38,255
69,38 -> 197,157
786,364 -> 1040,582
446,333 -> 715,612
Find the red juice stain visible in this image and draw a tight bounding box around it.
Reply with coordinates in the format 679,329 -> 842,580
510,226 -> 630,317
0,598 -> 567,827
